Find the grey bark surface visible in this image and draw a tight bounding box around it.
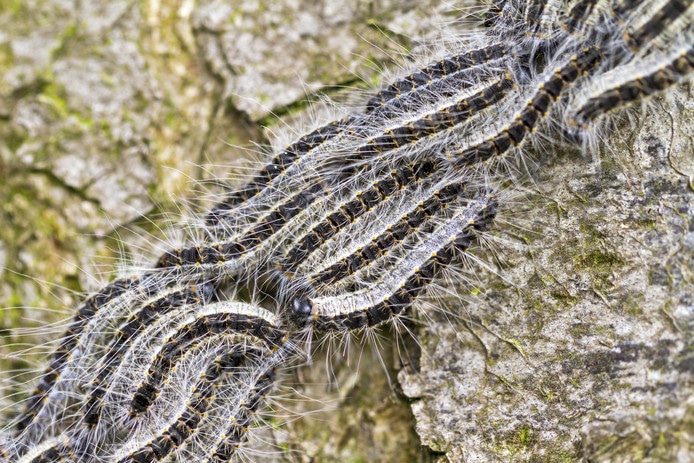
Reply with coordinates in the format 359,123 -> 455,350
0,1 -> 691,462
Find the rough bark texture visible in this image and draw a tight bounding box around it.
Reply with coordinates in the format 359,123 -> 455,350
400,103 -> 694,462
0,1 -> 691,462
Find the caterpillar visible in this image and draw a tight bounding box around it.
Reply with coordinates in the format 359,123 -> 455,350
1,0 -> 692,461
287,191 -> 499,331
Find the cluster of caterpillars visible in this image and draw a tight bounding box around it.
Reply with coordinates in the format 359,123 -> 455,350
1,1 -> 692,461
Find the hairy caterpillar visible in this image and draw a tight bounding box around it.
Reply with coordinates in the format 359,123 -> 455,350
0,0 -> 692,462
287,191 -> 498,331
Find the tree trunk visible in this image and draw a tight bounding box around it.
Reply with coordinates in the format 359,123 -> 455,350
0,1 -> 691,461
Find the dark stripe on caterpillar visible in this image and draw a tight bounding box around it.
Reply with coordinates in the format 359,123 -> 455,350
207,46 -> 508,229
156,179 -> 329,271
14,276 -> 138,434
289,191 -> 498,331
365,42 -> 511,114
115,346 -> 268,463
207,367 -> 276,462
302,177 -> 471,291
572,45 -> 694,128
280,158 -> 441,275
625,0 -> 691,51
13,273 -> 169,441
156,77 -> 515,274
81,284 -> 214,428
127,305 -> 285,419
450,45 -> 602,167
352,74 -> 516,162
205,116 -> 360,228
565,0 -> 603,33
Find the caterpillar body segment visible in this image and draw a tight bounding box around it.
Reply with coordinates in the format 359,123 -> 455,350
565,0 -> 603,32
9,272 -> 183,455
566,43 -> 694,141
299,177 -> 477,293
206,118 -> 351,225
621,0 -> 693,51
201,68 -> 512,250
100,302 -> 281,423
18,303 -> 286,463
447,45 -> 603,170
155,178 -> 330,275
207,39 -> 509,233
280,159 -> 442,275
113,350 -> 278,463
13,276 -> 142,435
279,161 -> 480,290
24,345 -> 280,463
297,182 -> 484,303
289,192 -> 498,332
365,42 -> 513,115
81,284 -> 215,428
204,365 -> 277,463
13,437 -> 73,463
126,307 -> 286,419
153,75 -> 518,280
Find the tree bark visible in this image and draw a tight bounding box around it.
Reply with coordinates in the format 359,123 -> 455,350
0,1 -> 691,461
